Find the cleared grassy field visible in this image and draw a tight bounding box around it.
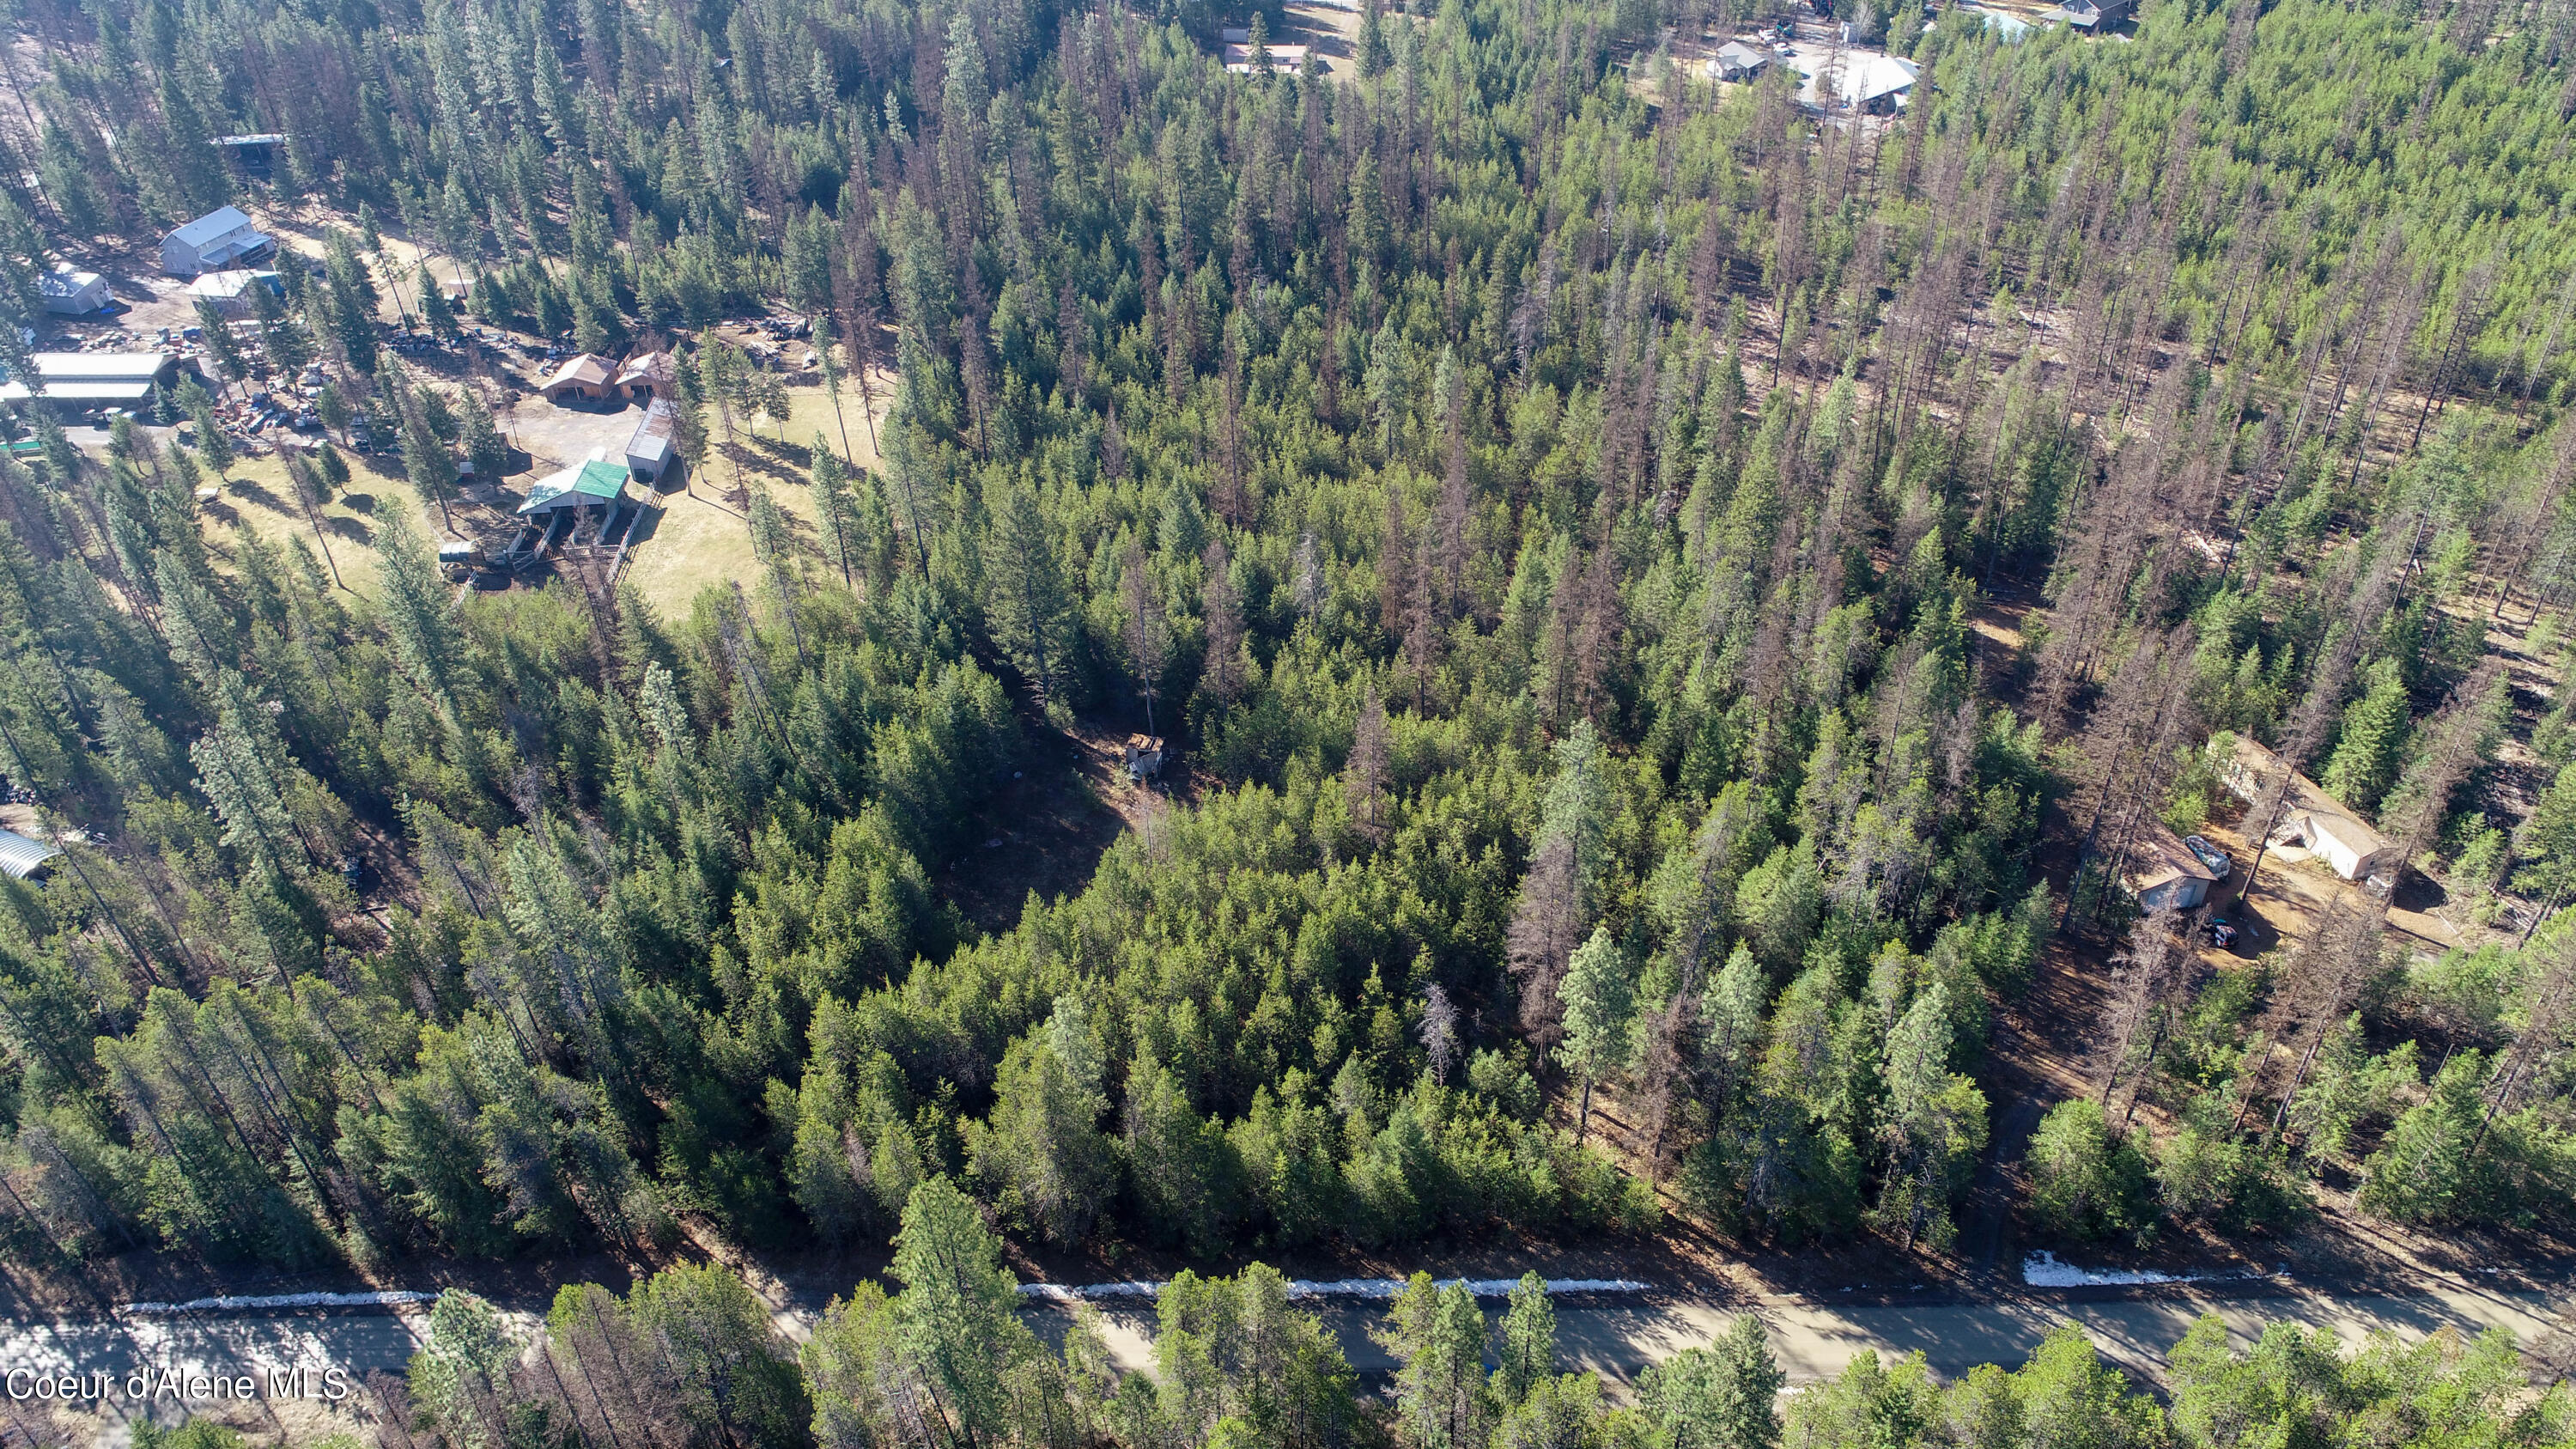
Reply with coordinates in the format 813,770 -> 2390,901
191,447 -> 460,601
178,362 -> 890,623
620,374 -> 890,620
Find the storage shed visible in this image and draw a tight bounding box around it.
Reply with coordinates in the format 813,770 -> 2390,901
187,269 -> 283,319
2126,820 -> 2220,912
624,398 -> 677,481
38,264 -> 110,315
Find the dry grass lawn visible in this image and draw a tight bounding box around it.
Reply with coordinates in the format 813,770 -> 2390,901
189,446 -> 464,601
173,362 -> 891,621
619,373 -> 890,620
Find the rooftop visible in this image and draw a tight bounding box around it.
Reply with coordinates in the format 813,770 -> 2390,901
188,269 -> 278,299
1222,41 -> 1311,68
167,205 -> 262,248
544,353 -> 617,390
39,264 -> 103,295
1787,47 -> 1919,109
616,351 -> 676,387
22,352 -> 173,381
2126,819 -> 2218,894
520,458 -> 630,513
626,399 -> 677,460
0,826 -> 60,880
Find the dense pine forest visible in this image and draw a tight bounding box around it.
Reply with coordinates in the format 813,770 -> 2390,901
0,0 -> 2570,1352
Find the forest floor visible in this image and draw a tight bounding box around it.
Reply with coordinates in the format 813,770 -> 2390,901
937,716 -> 1161,935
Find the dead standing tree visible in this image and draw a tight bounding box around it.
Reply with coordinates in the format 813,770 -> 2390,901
2097,906 -> 2196,1127
2057,624 -> 2198,931
2235,888 -> 2387,1138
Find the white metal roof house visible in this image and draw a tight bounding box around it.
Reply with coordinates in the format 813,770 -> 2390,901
1791,49 -> 1919,114
37,264 -> 109,315
161,205 -> 275,278
2221,736 -> 2399,885
519,457 -> 631,515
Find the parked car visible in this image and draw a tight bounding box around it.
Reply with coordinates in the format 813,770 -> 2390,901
2184,835 -> 2232,878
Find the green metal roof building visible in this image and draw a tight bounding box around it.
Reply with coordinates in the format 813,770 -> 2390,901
520,458 -> 630,514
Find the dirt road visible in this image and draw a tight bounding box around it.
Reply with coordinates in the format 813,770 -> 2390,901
5,1275 -> 2557,1420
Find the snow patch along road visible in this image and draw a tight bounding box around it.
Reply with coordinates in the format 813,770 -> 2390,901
121,1290 -> 443,1315
1018,1277 -> 1653,1303
2021,1252 -> 2283,1288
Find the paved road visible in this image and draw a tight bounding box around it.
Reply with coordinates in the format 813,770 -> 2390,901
5,1276 -> 2559,1403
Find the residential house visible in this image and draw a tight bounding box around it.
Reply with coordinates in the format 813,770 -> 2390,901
1791,49 -> 1919,114
616,350 -> 677,403
161,205 -> 274,277
519,456 -> 631,517
1712,39 -> 1773,80
2043,0 -> 2131,29
538,353 -> 618,405
2221,735 -> 2398,885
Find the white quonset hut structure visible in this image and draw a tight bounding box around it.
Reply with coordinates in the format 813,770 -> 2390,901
37,264 -> 109,315
161,206 -> 274,278
0,826 -> 61,880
